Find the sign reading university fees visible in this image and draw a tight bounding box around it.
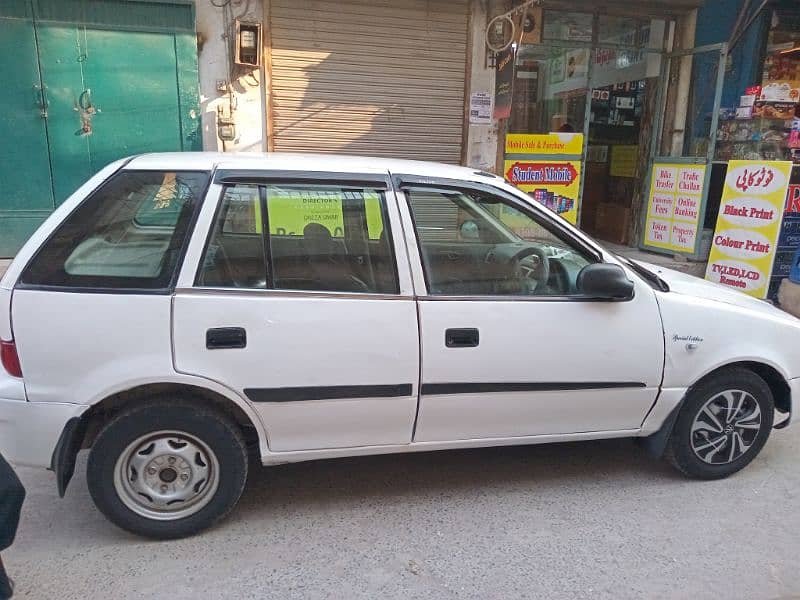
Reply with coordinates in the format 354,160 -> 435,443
644,163 -> 706,253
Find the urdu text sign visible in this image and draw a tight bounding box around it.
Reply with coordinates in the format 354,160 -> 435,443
705,160 -> 792,298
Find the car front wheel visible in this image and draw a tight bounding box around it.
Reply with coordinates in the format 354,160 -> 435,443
665,368 -> 774,479
87,400 -> 248,539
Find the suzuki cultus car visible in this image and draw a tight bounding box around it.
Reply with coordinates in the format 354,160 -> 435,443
1,153 -> 797,538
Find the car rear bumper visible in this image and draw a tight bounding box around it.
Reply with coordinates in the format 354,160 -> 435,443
0,398 -> 88,468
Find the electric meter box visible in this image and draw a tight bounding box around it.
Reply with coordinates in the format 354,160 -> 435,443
234,20 -> 262,68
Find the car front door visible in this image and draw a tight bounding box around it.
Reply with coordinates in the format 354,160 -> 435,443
172,170 -> 420,452
398,177 -> 664,442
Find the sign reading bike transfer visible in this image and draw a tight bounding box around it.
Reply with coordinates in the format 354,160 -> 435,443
704,160 -> 793,298
643,163 -> 706,253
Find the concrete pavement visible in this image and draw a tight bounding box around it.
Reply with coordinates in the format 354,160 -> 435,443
6,428 -> 800,599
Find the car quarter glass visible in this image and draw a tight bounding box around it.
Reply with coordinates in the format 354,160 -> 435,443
196,182 -> 399,295
19,170 -> 208,290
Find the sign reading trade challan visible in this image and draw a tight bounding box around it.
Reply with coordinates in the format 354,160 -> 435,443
644,163 -> 706,253
504,133 -> 583,225
705,160 -> 793,298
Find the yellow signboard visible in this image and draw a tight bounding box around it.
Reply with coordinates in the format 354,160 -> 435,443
609,145 -> 638,178
504,134 -> 583,225
704,160 -> 792,298
505,133 -> 584,156
229,186 -> 384,239
643,163 -> 706,253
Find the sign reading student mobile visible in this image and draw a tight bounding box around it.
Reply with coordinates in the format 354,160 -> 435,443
504,133 -> 583,225
705,160 -> 793,298
644,163 -> 706,253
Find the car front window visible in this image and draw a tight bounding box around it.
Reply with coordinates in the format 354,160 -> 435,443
406,186 -> 594,297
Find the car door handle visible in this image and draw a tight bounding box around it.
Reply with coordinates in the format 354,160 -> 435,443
445,328 -> 479,348
206,327 -> 247,349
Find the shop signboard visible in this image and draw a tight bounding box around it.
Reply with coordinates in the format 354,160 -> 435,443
609,145 -> 638,178
494,47 -> 514,120
704,160 -> 793,298
767,167 -> 800,301
643,163 -> 706,253
504,133 -> 583,225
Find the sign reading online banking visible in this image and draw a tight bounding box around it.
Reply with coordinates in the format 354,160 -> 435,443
644,163 -> 706,253
705,160 -> 793,298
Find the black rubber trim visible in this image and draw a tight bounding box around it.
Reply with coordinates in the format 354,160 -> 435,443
244,384 -> 414,402
50,416 -> 88,498
214,170 -> 390,188
420,381 -> 647,395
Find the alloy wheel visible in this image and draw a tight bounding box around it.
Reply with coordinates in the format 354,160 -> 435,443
690,390 -> 762,465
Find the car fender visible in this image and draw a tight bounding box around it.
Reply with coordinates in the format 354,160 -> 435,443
51,372 -> 270,496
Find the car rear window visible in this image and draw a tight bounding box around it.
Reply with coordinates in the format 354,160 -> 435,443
19,170 -> 208,290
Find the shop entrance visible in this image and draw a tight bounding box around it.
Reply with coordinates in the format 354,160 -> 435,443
582,63 -> 661,244
507,12 -> 669,245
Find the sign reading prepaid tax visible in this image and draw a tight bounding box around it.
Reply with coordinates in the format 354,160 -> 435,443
705,160 -> 793,298
644,163 -> 706,253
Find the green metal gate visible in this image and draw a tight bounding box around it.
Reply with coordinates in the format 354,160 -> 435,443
0,0 -> 200,257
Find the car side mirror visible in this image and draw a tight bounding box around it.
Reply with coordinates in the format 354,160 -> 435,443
577,263 -> 634,300
459,219 -> 480,241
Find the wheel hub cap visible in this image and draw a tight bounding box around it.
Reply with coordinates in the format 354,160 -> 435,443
114,431 -> 220,521
690,390 -> 762,465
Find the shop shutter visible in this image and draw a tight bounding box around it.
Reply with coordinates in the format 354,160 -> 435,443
269,0 -> 468,164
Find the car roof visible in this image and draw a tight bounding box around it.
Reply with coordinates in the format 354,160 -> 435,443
124,152 -> 503,183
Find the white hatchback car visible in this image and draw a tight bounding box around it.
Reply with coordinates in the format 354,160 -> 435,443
1,153 -> 798,538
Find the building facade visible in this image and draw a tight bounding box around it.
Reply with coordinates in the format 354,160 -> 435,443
1,0 -> 799,267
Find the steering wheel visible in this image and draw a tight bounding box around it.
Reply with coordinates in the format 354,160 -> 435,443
512,247 -> 550,293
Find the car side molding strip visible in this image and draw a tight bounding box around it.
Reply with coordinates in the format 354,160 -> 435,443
244,382 -> 647,403
245,384 -> 414,403
420,382 -> 647,395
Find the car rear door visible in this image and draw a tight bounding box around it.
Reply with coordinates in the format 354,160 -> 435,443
172,169 -> 420,452
397,177 -> 665,442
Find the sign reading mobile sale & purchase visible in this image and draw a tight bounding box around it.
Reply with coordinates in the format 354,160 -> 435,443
504,133 -> 583,225
704,160 -> 793,298
644,163 -> 706,253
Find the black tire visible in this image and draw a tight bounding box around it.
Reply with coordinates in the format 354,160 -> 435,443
665,368 -> 774,479
87,400 -> 248,539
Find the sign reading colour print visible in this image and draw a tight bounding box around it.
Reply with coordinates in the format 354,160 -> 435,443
644,163 -> 706,253
705,160 -> 792,298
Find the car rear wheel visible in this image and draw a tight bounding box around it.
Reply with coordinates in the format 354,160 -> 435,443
665,368 -> 774,479
87,400 -> 248,539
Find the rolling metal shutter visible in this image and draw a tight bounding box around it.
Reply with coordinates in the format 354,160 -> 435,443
268,0 -> 468,163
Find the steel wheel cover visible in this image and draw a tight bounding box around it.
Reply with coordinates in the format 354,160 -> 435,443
114,430 -> 220,521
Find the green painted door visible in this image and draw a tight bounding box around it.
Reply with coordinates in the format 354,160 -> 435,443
37,25 -> 200,203
0,0 -> 199,257
0,2 -> 56,255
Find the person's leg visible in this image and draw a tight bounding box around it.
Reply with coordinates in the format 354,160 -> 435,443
0,454 -> 25,599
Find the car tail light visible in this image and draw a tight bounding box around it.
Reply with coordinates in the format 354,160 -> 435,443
0,339 -> 22,378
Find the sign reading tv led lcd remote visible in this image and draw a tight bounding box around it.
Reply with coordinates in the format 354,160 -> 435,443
705,160 -> 792,298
